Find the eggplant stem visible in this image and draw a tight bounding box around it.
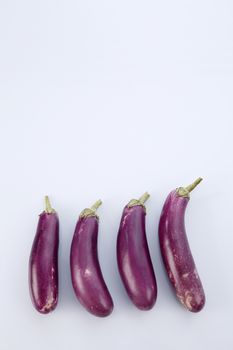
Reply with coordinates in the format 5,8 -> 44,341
127,192 -> 150,211
139,192 -> 150,204
45,196 -> 54,213
80,200 -> 102,218
185,177 -> 203,193
177,177 -> 203,197
90,199 -> 102,213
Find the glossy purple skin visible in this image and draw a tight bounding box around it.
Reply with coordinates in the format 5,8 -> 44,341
29,211 -> 59,314
159,190 -> 205,312
117,205 -> 157,310
70,216 -> 113,317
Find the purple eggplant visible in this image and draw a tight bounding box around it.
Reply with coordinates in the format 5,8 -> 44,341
70,200 -> 113,317
29,196 -> 59,314
117,193 -> 157,310
159,178 -> 205,312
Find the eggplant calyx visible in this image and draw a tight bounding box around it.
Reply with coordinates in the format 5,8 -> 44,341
79,199 -> 102,218
127,192 -> 150,211
177,177 -> 203,198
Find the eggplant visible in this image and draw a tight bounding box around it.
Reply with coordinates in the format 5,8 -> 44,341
117,193 -> 157,310
159,178 -> 205,312
29,196 -> 59,314
70,200 -> 113,317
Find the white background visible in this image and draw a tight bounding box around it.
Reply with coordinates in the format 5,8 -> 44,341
0,1 -> 232,349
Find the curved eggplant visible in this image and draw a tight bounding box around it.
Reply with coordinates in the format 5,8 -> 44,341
29,196 -> 59,314
159,178 -> 205,312
70,200 -> 114,317
117,193 -> 157,310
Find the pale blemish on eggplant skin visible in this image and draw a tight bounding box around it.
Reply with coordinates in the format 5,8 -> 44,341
159,182 -> 205,313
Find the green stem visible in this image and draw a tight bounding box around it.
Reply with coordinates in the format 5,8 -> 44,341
90,199 -> 102,213
127,192 -> 150,209
45,196 -> 53,213
139,192 -> 150,204
80,199 -> 102,218
185,177 -> 203,193
177,177 -> 203,197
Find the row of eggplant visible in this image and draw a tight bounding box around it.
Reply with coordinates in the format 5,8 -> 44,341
29,178 -> 205,316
